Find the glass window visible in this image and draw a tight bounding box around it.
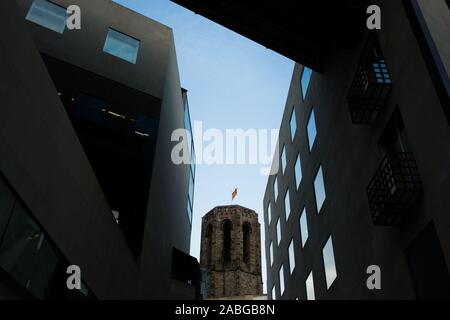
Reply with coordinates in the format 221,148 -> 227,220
299,208 -> 309,248
290,107 -> 297,141
272,285 -> 276,300
323,236 -> 337,289
279,265 -> 285,297
273,176 -> 278,202
0,178 -> 16,239
267,201 -> 272,226
276,218 -> 281,246
281,146 -> 287,175
103,28 -> 140,64
284,189 -> 291,221
314,166 -> 326,214
26,0 -> 67,34
301,67 -> 313,100
0,201 -> 59,299
188,170 -> 194,206
187,200 -> 193,224
288,239 -> 295,274
294,153 -> 302,189
306,271 -> 315,300
269,241 -> 273,267
307,109 -> 317,151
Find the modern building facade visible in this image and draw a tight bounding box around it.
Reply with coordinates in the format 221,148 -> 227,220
200,205 -> 263,299
173,0 -> 450,299
0,0 -> 197,299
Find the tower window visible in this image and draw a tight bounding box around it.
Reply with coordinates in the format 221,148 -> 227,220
206,224 -> 213,266
242,223 -> 251,264
222,220 -> 232,264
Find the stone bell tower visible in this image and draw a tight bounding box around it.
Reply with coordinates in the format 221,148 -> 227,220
200,205 -> 263,299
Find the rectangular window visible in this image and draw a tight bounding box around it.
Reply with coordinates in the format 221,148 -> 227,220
294,153 -> 302,189
301,67 -> 313,100
276,218 -> 281,246
279,265 -> 285,297
307,109 -> 317,151
272,285 -> 276,300
306,271 -> 315,300
322,236 -> 337,289
284,189 -> 291,221
26,0 -> 67,34
288,239 -> 295,274
273,176 -> 278,202
299,208 -> 309,248
269,241 -> 274,267
314,166 -> 326,214
281,145 -> 287,175
266,201 -> 272,226
290,107 -> 297,141
103,28 -> 140,64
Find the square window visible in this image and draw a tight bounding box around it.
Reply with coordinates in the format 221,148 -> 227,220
322,236 -> 337,289
307,109 -> 317,151
306,271 -> 315,300
294,153 -> 302,189
279,265 -> 285,297
288,239 -> 295,274
26,0 -> 67,34
314,166 -> 326,214
103,28 -> 140,64
281,146 -> 287,175
290,107 -> 297,141
299,208 -> 309,248
284,189 -> 291,221
301,67 -> 313,100
276,218 -> 281,246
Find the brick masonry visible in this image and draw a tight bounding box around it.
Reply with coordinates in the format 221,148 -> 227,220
200,205 -> 263,299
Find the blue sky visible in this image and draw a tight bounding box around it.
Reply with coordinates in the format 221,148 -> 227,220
113,0 -> 294,293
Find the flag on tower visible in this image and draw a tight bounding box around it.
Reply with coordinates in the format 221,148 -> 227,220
232,188 -> 238,200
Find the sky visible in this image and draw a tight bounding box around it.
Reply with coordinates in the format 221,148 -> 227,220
113,0 -> 294,293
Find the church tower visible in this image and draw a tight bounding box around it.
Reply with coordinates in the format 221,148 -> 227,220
200,205 -> 263,299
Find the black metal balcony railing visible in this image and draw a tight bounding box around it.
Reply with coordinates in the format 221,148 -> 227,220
348,34 -> 392,124
367,152 -> 423,226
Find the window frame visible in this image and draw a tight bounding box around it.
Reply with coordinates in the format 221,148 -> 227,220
300,67 -> 313,100
25,0 -> 68,34
306,108 -> 317,152
322,235 -> 338,290
103,28 -> 140,64
313,165 -> 326,214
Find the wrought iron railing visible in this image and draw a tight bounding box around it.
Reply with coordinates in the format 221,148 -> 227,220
348,33 -> 392,124
367,152 -> 422,226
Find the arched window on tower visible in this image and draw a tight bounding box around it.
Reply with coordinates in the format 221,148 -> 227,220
206,224 -> 213,266
222,220 -> 232,264
243,222 -> 252,264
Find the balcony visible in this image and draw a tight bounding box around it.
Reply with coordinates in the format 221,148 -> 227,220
348,33 -> 392,124
367,152 -> 422,226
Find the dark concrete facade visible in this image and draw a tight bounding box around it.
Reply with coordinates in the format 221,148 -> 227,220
0,0 -> 196,299
262,0 -> 450,300
200,206 -> 263,299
